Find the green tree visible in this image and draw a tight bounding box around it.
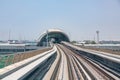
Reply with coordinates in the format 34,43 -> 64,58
91,41 -> 96,44
71,41 -> 77,43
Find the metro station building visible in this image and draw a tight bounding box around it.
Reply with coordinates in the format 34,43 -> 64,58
37,29 -> 70,46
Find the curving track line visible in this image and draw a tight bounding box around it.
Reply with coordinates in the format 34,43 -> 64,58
58,44 -> 119,80
43,44 -> 119,80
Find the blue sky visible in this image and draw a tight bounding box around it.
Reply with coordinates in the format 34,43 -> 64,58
0,0 -> 120,41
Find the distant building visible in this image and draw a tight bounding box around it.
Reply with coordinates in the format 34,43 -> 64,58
0,40 -> 39,54
100,41 -> 120,44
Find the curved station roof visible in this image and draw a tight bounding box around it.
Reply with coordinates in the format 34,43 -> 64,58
37,29 -> 70,46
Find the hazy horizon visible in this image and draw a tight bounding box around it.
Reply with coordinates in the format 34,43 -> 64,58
0,0 -> 120,41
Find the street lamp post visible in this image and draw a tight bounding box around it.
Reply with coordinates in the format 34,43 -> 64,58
46,30 -> 49,47
96,30 -> 99,44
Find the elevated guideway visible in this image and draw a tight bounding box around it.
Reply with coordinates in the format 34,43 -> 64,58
0,42 -> 120,80
44,43 -> 120,80
0,46 -> 57,80
62,42 -> 120,78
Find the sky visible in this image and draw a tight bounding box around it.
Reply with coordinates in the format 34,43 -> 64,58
0,0 -> 120,41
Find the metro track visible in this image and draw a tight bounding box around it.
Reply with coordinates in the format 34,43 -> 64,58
49,46 -> 62,80
74,52 -> 115,80
58,44 -> 90,80
43,45 -> 69,80
15,44 -> 120,80
56,44 -> 120,80
23,53 -> 56,80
